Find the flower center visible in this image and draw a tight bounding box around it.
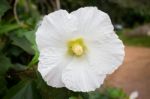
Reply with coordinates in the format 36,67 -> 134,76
67,38 -> 86,56
72,44 -> 83,56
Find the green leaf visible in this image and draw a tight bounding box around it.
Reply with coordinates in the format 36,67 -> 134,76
69,96 -> 78,99
13,63 -> 27,71
0,53 -> 12,75
88,91 -> 103,99
24,30 -> 39,66
24,30 -> 38,52
24,30 -> 36,45
106,87 -> 129,99
0,0 -> 10,18
3,80 -> 41,99
87,87 -> 129,99
0,76 -> 7,98
28,50 -> 39,67
10,33 -> 34,55
0,23 -> 20,35
79,93 -> 89,99
7,46 -> 24,57
0,54 -> 12,98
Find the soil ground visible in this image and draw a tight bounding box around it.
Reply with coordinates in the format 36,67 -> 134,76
106,46 -> 150,99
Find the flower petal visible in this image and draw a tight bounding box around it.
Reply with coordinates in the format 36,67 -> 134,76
38,48 -> 72,87
62,57 -> 106,92
87,32 -> 125,74
71,7 -> 114,39
36,10 -> 77,51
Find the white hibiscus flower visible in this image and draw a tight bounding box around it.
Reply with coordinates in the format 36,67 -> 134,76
36,7 -> 125,92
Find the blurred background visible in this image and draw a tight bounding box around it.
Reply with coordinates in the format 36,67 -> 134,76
0,0 -> 150,99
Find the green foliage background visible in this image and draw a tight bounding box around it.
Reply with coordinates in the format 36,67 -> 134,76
0,0 -> 149,99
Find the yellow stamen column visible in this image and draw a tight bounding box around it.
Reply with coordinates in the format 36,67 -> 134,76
67,38 -> 87,57
72,44 -> 83,56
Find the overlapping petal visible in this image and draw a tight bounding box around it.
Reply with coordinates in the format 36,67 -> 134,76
36,10 -> 77,51
87,32 -> 124,75
62,57 -> 106,92
71,7 -> 114,39
38,48 -> 72,87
